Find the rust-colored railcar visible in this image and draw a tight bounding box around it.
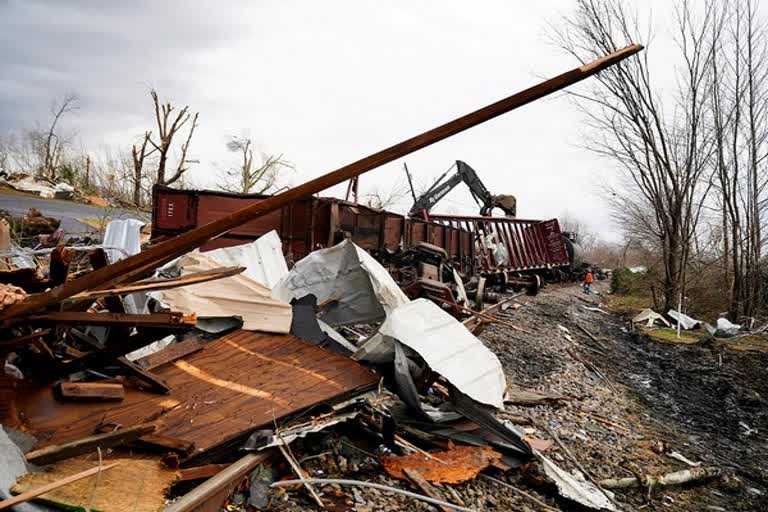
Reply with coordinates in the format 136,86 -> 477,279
151,186 -> 570,276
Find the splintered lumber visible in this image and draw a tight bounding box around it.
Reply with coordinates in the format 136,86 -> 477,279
57,381 -> 125,401
25,423 -> 157,466
136,336 -> 206,370
177,463 -> 230,482
54,328 -> 174,378
462,291 -> 524,330
0,329 -> 50,348
68,265 -> 246,302
10,457 -> 177,512
165,452 -> 271,512
0,45 -> 643,324
115,356 -> 171,394
0,462 -> 120,510
132,434 -> 196,456
23,311 -> 196,329
403,469 -> 453,512
599,467 -> 723,489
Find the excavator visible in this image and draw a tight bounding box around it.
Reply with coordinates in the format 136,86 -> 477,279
408,160 -> 516,218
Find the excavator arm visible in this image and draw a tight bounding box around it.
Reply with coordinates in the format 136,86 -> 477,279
409,160 -> 516,217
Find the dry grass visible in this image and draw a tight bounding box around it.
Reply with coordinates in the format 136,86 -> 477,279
643,327 -> 703,344
605,294 -> 654,316
722,335 -> 768,353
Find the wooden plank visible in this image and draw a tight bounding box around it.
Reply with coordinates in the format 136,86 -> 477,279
0,462 -> 120,510
177,463 -> 230,482
68,266 -> 245,302
404,469 -> 453,512
57,382 -> 125,401
115,356 -> 171,394
132,434 -> 196,456
165,453 -> 270,512
55,328 -> 177,378
0,45 -> 643,323
0,329 -> 51,349
13,331 -> 379,463
136,337 -> 206,370
25,423 -> 156,466
23,311 -> 196,329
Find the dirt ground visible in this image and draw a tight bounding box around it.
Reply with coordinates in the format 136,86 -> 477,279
483,280 -> 768,511
265,281 -> 767,511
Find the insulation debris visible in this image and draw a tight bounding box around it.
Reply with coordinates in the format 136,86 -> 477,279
150,252 -> 292,333
10,457 -> 176,512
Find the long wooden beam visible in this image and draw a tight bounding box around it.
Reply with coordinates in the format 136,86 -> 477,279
0,44 -> 642,323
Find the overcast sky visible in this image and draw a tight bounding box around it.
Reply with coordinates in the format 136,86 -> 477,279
0,0 -> 677,242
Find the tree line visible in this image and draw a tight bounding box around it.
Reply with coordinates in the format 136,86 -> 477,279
555,0 -> 768,322
0,90 -> 293,207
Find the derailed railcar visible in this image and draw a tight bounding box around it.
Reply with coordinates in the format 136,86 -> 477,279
151,186 -> 572,288
151,186 -> 476,274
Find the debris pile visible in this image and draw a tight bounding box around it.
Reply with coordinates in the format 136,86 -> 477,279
2,223 -> 741,511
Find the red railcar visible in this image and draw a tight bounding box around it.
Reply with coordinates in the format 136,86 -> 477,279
151,186 -> 571,277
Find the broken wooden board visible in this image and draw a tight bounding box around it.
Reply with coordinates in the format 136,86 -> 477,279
57,382 -> 125,401
68,265 -> 246,302
504,388 -> 569,406
25,423 -> 157,465
11,456 -> 178,512
383,445 -> 503,484
135,337 -> 207,371
8,330 -> 378,462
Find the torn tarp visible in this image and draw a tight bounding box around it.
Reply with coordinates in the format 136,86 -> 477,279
632,308 -> 670,328
273,239 -> 409,326
202,230 -> 288,288
150,252 -> 292,333
668,309 -> 701,330
103,218 -> 147,314
356,299 -> 506,409
708,317 -> 741,337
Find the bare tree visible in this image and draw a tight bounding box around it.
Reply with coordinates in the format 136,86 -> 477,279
552,0 -> 717,311
559,212 -> 598,252
363,180 -> 410,210
219,136 -> 294,194
39,94 -> 79,181
147,89 -> 199,187
710,0 -> 768,319
131,131 -> 155,206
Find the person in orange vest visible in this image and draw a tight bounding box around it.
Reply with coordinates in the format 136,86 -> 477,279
583,268 -> 594,294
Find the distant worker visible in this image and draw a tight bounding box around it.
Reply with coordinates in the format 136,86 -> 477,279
583,269 -> 594,294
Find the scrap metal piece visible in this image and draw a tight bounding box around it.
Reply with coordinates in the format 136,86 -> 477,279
383,445 -> 503,484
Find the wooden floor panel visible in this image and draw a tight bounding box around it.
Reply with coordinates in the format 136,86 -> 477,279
10,330 -> 377,459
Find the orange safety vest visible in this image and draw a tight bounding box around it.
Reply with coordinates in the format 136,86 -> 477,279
584,272 -> 594,284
